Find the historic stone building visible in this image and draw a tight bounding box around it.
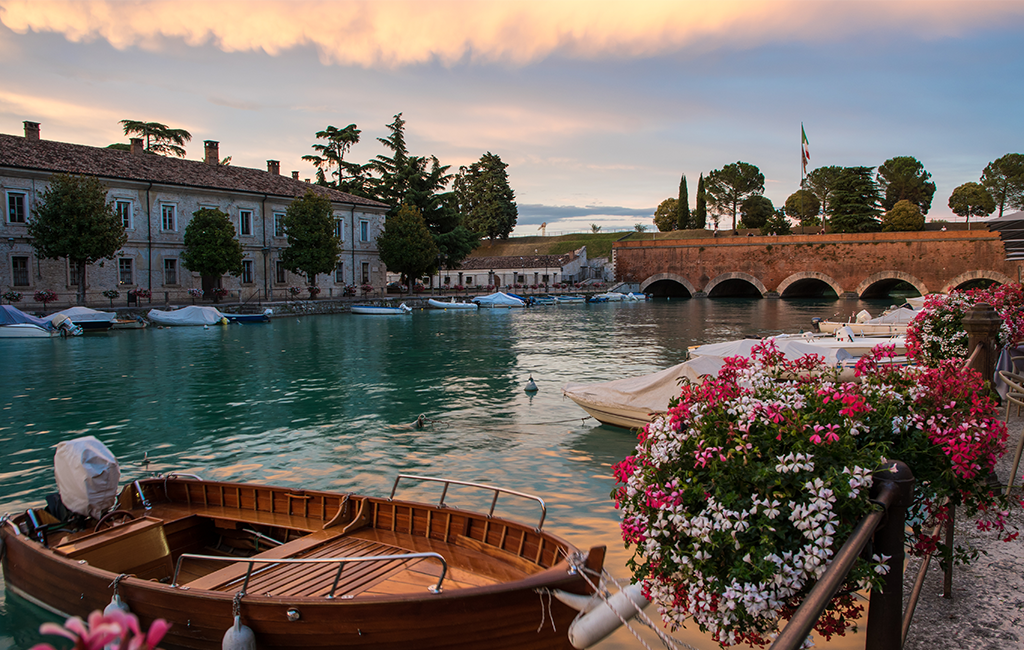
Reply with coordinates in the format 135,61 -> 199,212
1,121 -> 389,306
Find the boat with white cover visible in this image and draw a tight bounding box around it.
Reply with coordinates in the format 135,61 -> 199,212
147,305 -> 229,326
44,306 -> 115,332
427,298 -> 478,310
472,292 -> 526,308
0,305 -> 82,338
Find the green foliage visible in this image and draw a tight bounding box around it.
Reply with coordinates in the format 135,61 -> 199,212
302,124 -> 363,190
739,195 -> 774,229
877,156 -> 936,214
280,191 -> 340,286
804,166 -> 844,220
693,173 -> 707,229
377,204 -> 440,285
28,173 -> 127,304
676,174 -> 690,230
590,224 -> 602,233
434,226 -> 480,271
980,153 -> 1024,218
119,120 -> 191,157
653,197 -> 678,232
829,167 -> 882,233
454,152 -> 518,241
705,161 -> 764,231
181,208 -> 244,280
784,189 -> 821,225
760,209 -> 792,236
881,199 -> 925,232
948,182 -> 996,227
634,223 -> 649,233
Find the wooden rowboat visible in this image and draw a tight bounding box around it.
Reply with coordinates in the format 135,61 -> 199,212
1,474 -> 604,650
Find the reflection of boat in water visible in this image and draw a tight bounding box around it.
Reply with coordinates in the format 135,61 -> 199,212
1,437 -> 607,650
0,305 -> 82,338
351,303 -> 412,315
427,298 -> 478,310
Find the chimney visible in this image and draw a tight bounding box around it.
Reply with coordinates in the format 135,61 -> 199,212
291,171 -> 299,180
204,140 -> 220,165
24,121 -> 40,141
267,160 -> 280,175
130,138 -> 144,156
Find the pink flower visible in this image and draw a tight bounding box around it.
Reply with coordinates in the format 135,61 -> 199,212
31,610 -> 169,650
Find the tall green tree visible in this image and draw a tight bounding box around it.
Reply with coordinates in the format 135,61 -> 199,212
881,199 -> 925,232
368,113 -> 412,208
804,166 -> 844,222
675,175 -> 691,230
948,182 -> 996,229
877,156 -> 936,214
454,152 -> 518,241
376,204 -> 440,290
693,173 -> 707,229
280,191 -> 340,290
705,162 -> 764,231
28,174 -> 127,304
739,195 -> 774,230
653,197 -> 678,232
829,167 -> 882,233
761,209 -> 792,236
119,120 -> 192,157
784,189 -> 821,226
181,208 -> 244,291
980,153 -> 1024,218
302,124 -> 363,190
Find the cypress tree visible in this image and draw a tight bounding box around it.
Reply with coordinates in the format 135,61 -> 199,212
694,173 -> 707,229
676,174 -> 691,230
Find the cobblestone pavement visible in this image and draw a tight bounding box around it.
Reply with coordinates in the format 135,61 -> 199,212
902,408 -> 1024,650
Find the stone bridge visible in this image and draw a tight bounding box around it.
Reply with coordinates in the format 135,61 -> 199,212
612,229 -> 1020,298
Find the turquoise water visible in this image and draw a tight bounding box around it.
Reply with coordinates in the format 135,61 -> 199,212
0,298 -> 890,649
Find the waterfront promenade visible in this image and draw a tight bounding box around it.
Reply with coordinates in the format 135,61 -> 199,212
903,407 -> 1024,649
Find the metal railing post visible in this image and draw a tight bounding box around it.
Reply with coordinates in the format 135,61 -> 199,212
865,460 -> 915,650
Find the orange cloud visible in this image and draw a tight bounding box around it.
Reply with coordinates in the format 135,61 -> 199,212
1,1 -> 1020,68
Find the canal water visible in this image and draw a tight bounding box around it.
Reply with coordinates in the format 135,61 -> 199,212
0,297 -> 897,649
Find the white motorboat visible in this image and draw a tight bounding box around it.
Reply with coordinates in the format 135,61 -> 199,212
813,303 -> 920,336
555,295 -> 585,304
589,292 -> 626,303
351,303 -> 412,315
44,306 -> 115,332
472,292 -> 526,308
147,305 -> 229,326
427,298 -> 478,310
0,305 -> 82,338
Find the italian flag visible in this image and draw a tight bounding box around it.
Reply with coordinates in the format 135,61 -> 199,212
801,124 -> 810,174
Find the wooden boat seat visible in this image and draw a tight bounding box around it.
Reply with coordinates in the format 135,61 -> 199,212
55,516 -> 173,581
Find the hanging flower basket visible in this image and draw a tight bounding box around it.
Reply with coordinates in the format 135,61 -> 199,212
33,290 -> 58,310
613,342 -> 1016,646
307,285 -> 321,299
288,286 -> 303,297
187,288 -> 203,304
3,290 -> 23,304
129,288 -> 151,301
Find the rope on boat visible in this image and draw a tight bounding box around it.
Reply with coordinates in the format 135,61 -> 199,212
109,573 -> 130,595
536,588 -> 558,633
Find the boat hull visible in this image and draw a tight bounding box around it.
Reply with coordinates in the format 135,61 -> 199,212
427,299 -> 478,310
0,323 -> 57,338
351,306 -> 410,315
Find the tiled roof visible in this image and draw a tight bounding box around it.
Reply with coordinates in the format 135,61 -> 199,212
0,133 -> 388,208
457,254 -> 572,271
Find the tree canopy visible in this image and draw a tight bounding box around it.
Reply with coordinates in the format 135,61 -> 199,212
828,167 -> 882,233
280,191 -> 340,287
784,189 -> 821,226
948,182 -> 996,228
119,120 -> 192,157
877,156 -> 936,214
653,197 -> 678,232
705,162 -> 764,231
760,210 -> 792,236
881,199 -> 925,232
28,174 -> 127,304
454,152 -> 518,241
980,153 -> 1024,218
804,166 -> 844,222
181,208 -> 244,281
675,175 -> 691,230
739,195 -> 774,230
376,204 -> 440,288
302,124 -> 362,191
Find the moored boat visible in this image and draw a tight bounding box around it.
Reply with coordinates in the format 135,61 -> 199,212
472,292 -> 526,308
427,298 -> 478,310
554,295 -> 585,304
0,437 -> 605,650
43,306 -> 115,332
0,305 -> 82,338
351,303 -> 412,315
148,305 -> 229,326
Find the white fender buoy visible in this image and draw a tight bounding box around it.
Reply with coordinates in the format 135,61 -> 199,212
222,615 -> 256,650
525,375 -> 538,392
103,593 -> 131,615
563,583 -> 651,649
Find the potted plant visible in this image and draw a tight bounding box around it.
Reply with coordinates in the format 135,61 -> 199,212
33,289 -> 58,312
307,285 -> 321,299
3,290 -> 23,305
212,288 -> 229,302
613,343 -> 1017,646
129,288 -> 151,302
102,289 -> 120,307
360,283 -> 374,296
187,288 -> 204,304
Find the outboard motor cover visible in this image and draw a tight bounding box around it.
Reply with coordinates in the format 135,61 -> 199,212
54,436 -> 120,519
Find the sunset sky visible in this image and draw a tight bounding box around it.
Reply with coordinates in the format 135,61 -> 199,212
0,0 -> 1021,234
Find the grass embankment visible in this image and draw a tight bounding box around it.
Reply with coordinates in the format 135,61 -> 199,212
469,229 -> 718,259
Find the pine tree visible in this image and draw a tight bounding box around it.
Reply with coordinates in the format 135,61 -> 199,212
829,167 -> 882,233
676,175 -> 691,230
694,173 -> 707,229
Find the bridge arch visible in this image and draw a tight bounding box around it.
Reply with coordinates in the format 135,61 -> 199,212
854,271 -> 927,299
641,273 -> 697,298
942,270 -> 1015,293
776,272 -> 844,299
704,272 -> 768,298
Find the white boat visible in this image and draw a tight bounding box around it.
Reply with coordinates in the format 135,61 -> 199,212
813,304 -> 918,336
0,305 -> 81,338
147,305 -> 229,326
427,298 -> 478,310
589,292 -> 626,303
472,292 -> 526,308
44,306 -> 115,331
351,303 -> 412,315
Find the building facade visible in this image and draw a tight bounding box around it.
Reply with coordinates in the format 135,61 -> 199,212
1,122 -> 389,306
